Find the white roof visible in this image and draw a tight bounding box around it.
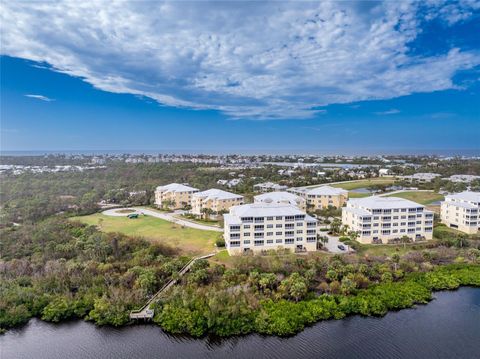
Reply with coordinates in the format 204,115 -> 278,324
193,188 -> 243,201
293,185 -> 347,196
343,206 -> 372,216
156,183 -> 198,193
446,191 -> 480,203
348,196 -> 425,209
254,191 -> 305,206
229,202 -> 307,218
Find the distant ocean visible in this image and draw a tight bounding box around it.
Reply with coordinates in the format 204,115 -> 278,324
1,148 -> 480,156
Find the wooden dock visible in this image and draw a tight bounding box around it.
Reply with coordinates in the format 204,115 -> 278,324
129,252 -> 215,320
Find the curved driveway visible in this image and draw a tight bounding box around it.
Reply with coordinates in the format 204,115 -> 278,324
102,207 -> 223,232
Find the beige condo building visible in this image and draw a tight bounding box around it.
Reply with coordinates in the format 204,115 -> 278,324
191,188 -> 244,217
154,183 -> 198,209
342,196 -> 434,244
290,185 -> 348,210
441,191 -> 479,234
223,203 -> 318,255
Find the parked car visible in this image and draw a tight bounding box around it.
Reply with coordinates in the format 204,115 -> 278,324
337,244 -> 346,251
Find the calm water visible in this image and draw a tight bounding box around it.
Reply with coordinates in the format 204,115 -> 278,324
1,288 -> 480,359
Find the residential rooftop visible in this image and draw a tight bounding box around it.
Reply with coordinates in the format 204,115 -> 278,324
292,185 -> 348,196
193,188 -> 243,201
348,196 -> 426,210
156,183 -> 198,192
445,191 -> 480,204
254,191 -> 305,206
228,202 -> 313,218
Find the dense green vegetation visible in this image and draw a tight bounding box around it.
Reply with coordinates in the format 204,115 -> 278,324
151,252 -> 480,337
0,218 -> 188,331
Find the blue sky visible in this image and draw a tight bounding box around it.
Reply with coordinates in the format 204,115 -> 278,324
1,1 -> 479,154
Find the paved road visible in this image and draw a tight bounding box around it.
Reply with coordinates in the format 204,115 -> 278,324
102,207 -> 223,232
318,225 -> 353,254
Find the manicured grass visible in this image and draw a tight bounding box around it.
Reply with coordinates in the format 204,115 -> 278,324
330,178 -> 396,190
209,249 -> 235,267
71,213 -> 221,255
385,191 -> 444,205
116,209 -> 136,214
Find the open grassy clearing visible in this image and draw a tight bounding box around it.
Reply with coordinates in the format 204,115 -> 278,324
347,192 -> 371,198
71,213 -> 221,255
385,191 -> 444,205
354,240 -> 438,257
330,178 -> 396,190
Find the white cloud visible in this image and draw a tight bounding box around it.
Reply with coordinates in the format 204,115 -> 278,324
375,109 -> 401,115
1,1 -> 479,119
25,94 -> 55,102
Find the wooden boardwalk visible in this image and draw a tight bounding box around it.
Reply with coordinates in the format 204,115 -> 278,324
129,252 -> 215,320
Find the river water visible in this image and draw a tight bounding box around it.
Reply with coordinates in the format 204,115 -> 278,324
1,288 -> 479,359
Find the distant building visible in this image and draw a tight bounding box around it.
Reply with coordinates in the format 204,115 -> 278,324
223,203 -> 318,255
290,185 -> 348,210
379,168 -> 391,176
253,182 -> 288,192
254,191 -> 306,210
441,191 -> 480,234
400,173 -> 441,183
342,196 -> 434,244
447,175 -> 480,183
191,189 -> 244,216
154,183 -> 198,209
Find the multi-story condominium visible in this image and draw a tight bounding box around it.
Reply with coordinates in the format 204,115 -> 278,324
154,183 -> 198,209
290,185 -> 348,210
223,203 -> 318,255
399,173 -> 441,183
253,182 -> 288,193
191,188 -> 244,216
441,191 -> 480,234
342,196 -> 434,244
254,191 -> 307,210
447,175 -> 480,184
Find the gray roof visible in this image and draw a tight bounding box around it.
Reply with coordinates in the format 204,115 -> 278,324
348,196 -> 425,209
446,191 -> 480,204
229,202 -> 307,217
193,188 -> 243,201
156,183 -> 198,192
254,191 -> 305,206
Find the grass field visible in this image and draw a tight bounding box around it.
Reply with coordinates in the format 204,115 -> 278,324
385,191 -> 444,205
330,178 -> 396,190
71,213 -> 221,255
354,241 -> 437,257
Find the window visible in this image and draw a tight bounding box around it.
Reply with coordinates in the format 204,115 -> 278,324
307,237 -> 316,242
254,225 -> 264,230
285,238 -> 294,244
254,240 -> 264,246
276,239 -> 283,243
254,232 -> 264,238
276,224 -> 283,228
408,228 -> 415,233
296,230 -> 303,234
243,224 -> 250,229
230,241 -> 240,247
276,216 -> 282,220
230,233 -> 240,239
266,216 -> 274,221
307,229 -> 316,234
285,216 -> 295,221
267,232 -> 273,236
230,225 -> 240,231
267,224 -> 273,228
285,223 -> 294,229
381,230 -> 391,235
276,231 -> 282,235
362,231 -> 371,235
244,232 -> 250,237
296,222 -> 303,226
243,240 -> 250,244
267,239 -> 273,244
254,217 -> 264,223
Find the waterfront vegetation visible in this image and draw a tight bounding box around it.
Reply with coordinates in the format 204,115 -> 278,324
71,213 -> 220,255
1,217 -> 479,336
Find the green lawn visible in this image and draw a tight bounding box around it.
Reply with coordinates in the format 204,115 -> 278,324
385,191 -> 444,205
71,213 -> 221,255
330,178 -> 396,190
347,192 -> 371,198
